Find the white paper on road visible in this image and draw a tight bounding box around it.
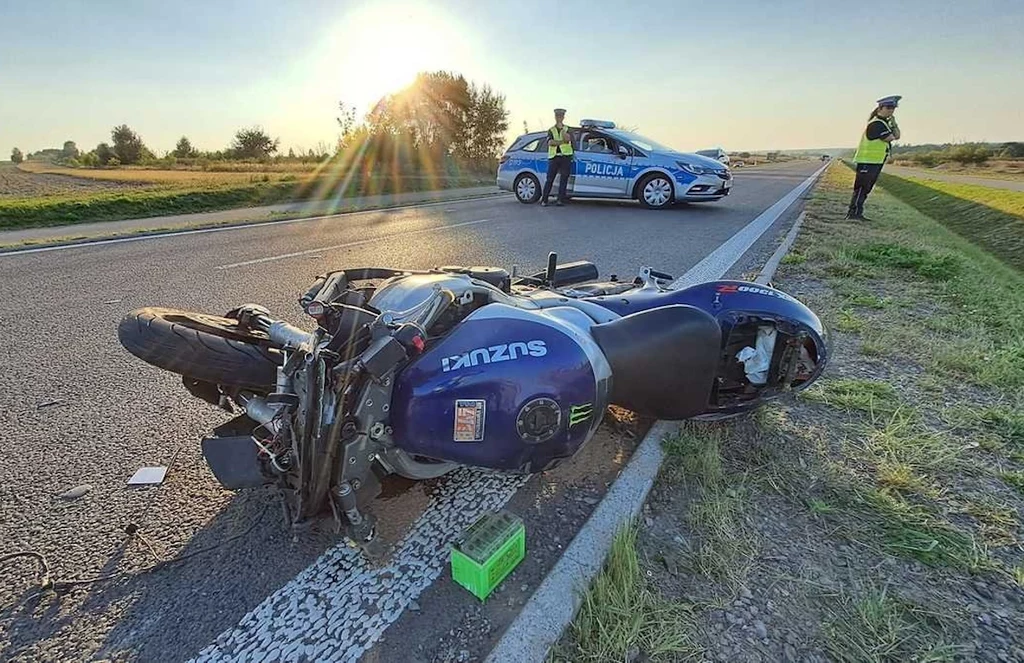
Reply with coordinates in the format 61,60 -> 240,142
127,466 -> 168,486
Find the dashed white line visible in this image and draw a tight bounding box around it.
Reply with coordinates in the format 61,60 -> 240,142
214,218 -> 494,269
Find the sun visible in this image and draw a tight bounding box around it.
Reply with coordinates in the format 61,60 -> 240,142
330,2 -> 467,114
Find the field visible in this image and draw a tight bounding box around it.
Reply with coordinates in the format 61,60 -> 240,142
14,160 -> 311,187
554,163 -> 1024,662
891,159 -> 1024,181
0,162 -> 148,198
0,161 -> 491,229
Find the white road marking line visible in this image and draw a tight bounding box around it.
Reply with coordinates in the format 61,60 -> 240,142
191,469 -> 528,663
486,164 -> 828,663
671,162 -> 828,289
0,193 -> 507,258
214,218 -> 493,270
192,163 -> 828,663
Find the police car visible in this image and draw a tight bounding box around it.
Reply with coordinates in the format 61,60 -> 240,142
497,119 -> 732,209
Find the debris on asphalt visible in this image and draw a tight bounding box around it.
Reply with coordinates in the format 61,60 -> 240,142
103,299 -> 122,304
408,600 -> 421,613
59,484 -> 92,500
127,466 -> 168,486
37,399 -> 66,409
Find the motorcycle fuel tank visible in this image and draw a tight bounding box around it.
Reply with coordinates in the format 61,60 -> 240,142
390,303 -> 611,473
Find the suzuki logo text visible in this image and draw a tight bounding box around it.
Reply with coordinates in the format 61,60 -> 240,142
442,340 -> 548,373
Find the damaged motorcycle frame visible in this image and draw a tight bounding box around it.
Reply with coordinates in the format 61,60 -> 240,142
147,260 -> 828,546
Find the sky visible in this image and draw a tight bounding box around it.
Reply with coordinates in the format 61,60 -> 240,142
2,0 -> 1023,158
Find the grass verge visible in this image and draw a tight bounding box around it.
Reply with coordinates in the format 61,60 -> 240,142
876,173 -> 1024,271
823,585 -> 961,663
0,174 -> 492,229
549,525 -> 700,663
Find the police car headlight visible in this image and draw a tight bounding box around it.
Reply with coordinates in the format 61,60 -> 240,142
678,162 -> 710,175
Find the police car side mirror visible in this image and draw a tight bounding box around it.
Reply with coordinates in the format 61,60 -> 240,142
616,146 -> 629,159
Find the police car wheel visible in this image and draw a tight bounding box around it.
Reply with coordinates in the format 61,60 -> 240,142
639,174 -> 674,209
514,173 -> 541,204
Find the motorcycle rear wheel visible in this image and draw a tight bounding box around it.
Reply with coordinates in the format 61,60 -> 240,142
118,307 -> 281,390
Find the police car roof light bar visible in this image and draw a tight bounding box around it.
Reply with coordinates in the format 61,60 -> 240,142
579,119 -> 616,129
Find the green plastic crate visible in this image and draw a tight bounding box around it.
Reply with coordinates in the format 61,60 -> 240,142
450,510 -> 526,601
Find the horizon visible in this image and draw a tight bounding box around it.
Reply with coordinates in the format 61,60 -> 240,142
2,0 -> 1023,159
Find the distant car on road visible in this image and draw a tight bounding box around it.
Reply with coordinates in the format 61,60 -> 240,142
696,148 -> 730,165
497,120 -> 732,209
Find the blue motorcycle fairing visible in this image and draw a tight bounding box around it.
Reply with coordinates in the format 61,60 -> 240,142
584,279 -> 827,364
583,279 -> 829,415
390,303 -> 610,473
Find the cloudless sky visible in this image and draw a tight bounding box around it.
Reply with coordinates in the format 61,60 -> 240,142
2,0 -> 1023,157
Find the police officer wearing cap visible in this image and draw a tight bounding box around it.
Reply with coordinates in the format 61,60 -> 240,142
847,95 -> 902,220
541,108 -> 574,206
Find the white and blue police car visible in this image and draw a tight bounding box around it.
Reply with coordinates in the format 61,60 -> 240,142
497,119 -> 732,209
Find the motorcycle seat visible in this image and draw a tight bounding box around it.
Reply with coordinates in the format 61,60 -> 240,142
590,305 -> 721,420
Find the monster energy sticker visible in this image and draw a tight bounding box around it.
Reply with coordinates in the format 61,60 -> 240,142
568,403 -> 594,427
454,399 -> 486,442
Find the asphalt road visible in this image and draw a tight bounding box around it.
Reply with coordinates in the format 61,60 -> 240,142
0,160 -> 821,662
885,165 -> 1024,191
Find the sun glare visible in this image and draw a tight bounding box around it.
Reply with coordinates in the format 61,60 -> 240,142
331,2 -> 467,114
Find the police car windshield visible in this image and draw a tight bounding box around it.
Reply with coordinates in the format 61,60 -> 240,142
610,131 -> 675,153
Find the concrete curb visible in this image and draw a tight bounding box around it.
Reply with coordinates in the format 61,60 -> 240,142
0,190 -> 508,256
755,211 -> 805,285
485,165 -> 825,663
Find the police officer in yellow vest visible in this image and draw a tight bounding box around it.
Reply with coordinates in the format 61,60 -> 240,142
541,108 -> 574,206
847,95 -> 902,220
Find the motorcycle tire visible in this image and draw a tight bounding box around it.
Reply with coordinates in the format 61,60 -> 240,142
118,307 -> 282,390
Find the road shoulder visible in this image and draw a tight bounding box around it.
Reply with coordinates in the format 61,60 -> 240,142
0,186 -> 504,251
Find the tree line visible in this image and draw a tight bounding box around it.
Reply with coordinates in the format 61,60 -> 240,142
892,142 -> 1024,167
10,70 -> 510,174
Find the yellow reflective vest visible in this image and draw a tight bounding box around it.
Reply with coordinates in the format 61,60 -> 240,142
854,117 -> 895,164
548,126 -> 574,158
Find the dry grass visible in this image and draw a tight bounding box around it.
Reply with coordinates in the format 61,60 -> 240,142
16,160 -> 304,186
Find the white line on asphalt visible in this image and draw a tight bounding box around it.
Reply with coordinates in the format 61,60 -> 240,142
0,193 -> 507,257
486,163 -> 828,663
191,469 -> 530,663
191,163 -> 827,663
670,162 -> 827,289
214,217 -> 493,269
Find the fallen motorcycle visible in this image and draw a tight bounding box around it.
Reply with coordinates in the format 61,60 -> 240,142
117,254 -> 828,544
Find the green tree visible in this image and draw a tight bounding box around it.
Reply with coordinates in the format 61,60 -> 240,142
999,142 -> 1024,159
173,136 -> 197,158
111,124 -> 146,164
95,142 -> 114,166
337,101 -> 358,148
230,126 -> 279,160
970,145 -> 991,164
62,141 -> 79,159
11,147 -> 23,163
464,83 -> 509,165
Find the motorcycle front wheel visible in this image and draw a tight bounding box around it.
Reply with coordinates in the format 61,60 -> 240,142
117,307 -> 281,390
